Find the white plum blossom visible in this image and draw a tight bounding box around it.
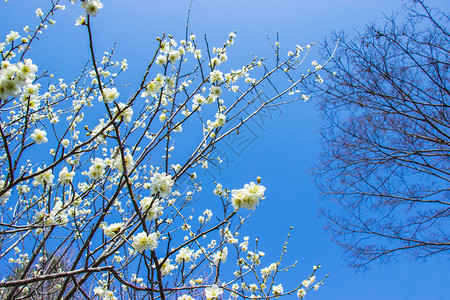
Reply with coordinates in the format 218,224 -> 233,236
33,168 -> 54,187
212,247 -> 228,264
75,15 -> 86,26
35,8 -> 44,17
150,172 -> 174,197
21,94 -> 40,110
132,231 -> 159,252
140,197 -> 163,221
205,285 -> 223,300
302,275 -> 316,288
209,85 -> 221,100
178,295 -> 195,300
22,84 -> 39,95
0,78 -> 20,99
192,94 -> 206,110
113,102 -> 133,123
61,139 -> 70,148
120,59 -> 128,71
5,31 -> 20,43
175,246 -> 194,264
297,288 -> 306,299
17,184 -> 30,195
272,284 -> 284,297
81,0 -> 104,17
0,59 -> 38,99
16,59 -> 38,82
103,222 -> 124,237
58,167 -> 75,184
30,129 -> 48,144
99,87 -> 119,103
88,157 -> 106,180
93,285 -> 117,300
158,258 -> 176,276
209,70 -> 223,83
113,149 -> 134,172
231,182 -> 266,211
214,113 -> 226,127
156,54 -> 167,65
168,50 -> 180,63
0,180 -> 11,200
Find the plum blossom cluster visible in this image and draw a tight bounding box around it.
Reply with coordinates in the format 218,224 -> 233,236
0,1 -> 330,299
0,59 -> 38,100
81,0 -> 104,17
230,181 -> 266,210
148,172 -> 174,197
132,231 -> 159,252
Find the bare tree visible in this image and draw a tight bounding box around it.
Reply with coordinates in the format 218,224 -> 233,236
312,0 -> 450,270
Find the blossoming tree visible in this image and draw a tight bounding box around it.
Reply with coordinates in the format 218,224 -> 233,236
0,0 -> 330,299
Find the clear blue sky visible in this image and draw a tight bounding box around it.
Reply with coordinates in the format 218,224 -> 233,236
1,0 -> 449,299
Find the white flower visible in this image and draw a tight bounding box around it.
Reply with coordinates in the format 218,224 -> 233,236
150,172 -> 174,197
31,129 -> 48,144
5,31 -> 20,43
212,247 -> 228,264
0,180 -> 11,199
33,168 -> 54,187
192,94 -> 206,109
209,70 -> 224,83
103,222 -> 124,237
75,15 -> 86,26
214,113 -> 226,127
113,102 -> 133,123
209,86 -> 221,99
103,290 -> 117,300
194,49 -> 202,59
99,87 -> 119,103
22,84 -> 39,95
59,167 -> 75,184
158,258 -> 176,276
175,247 -> 193,264
140,197 -> 163,221
21,95 -> 40,110
297,288 -> 306,299
81,0 -> 104,17
35,8 -> 44,17
231,182 -> 266,211
88,158 -> 105,180
94,286 -> 106,298
17,58 -> 38,82
205,284 -> 223,300
0,78 -> 20,99
261,267 -> 271,277
113,150 -> 134,173
272,284 -> 283,297
269,262 -> 277,272
159,112 -> 166,122
178,295 -> 194,300
168,50 -> 180,63
120,59 -> 128,71
156,54 -> 167,66
302,275 -> 316,288
173,123 -> 182,132
62,139 -> 70,148
17,184 -> 30,195
132,231 -> 159,252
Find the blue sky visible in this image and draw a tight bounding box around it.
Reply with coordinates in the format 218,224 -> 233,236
1,0 -> 449,299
